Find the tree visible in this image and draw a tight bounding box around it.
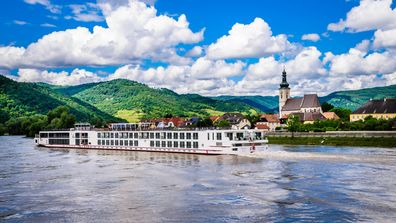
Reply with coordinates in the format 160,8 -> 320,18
196,118 -> 213,128
329,107 -> 352,121
287,115 -> 301,138
0,123 -> 7,135
216,120 -> 231,128
321,102 -> 334,112
246,113 -> 261,125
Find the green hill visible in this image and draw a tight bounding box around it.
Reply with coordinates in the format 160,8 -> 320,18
213,95 -> 279,113
0,75 -> 120,122
214,85 -> 396,112
320,84 -> 396,111
53,79 -> 256,122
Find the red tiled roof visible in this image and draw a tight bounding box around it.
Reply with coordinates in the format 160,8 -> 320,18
260,114 -> 279,123
323,112 -> 340,120
255,123 -> 270,129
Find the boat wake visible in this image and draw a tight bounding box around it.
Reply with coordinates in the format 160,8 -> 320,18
240,150 -> 396,164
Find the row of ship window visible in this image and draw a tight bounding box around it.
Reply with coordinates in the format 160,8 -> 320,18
97,140 -> 199,148
97,132 -> 199,140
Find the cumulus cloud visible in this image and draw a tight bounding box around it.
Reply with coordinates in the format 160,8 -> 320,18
0,0 -> 203,69
373,28 -> 396,48
185,46 -> 203,57
108,57 -> 245,94
16,68 -> 103,85
328,0 -> 396,32
40,23 -> 56,28
206,18 -> 293,60
301,33 -> 320,42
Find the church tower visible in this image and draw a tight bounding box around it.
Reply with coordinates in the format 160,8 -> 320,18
279,68 -> 290,117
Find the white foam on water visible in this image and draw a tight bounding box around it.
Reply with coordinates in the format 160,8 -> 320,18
239,150 -> 396,164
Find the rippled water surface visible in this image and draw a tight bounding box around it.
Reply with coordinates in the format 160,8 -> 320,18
1,136 -> 396,222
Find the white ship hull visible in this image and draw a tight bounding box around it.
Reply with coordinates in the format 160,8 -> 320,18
35,125 -> 268,155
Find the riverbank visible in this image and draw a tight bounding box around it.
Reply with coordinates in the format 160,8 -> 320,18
268,136 -> 396,148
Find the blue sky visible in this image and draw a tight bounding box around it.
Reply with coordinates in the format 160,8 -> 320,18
1,0 -> 396,96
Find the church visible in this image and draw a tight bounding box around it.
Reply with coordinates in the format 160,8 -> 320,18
278,69 -> 325,123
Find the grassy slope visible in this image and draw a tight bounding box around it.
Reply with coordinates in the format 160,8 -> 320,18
56,79 -> 256,119
0,75 -> 120,122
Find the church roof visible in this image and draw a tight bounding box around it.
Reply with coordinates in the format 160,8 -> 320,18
291,112 -> 326,122
282,94 -> 321,111
352,98 -> 396,114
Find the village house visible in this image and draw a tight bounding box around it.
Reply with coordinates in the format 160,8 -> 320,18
255,114 -> 281,131
350,98 -> 396,122
218,113 -> 251,129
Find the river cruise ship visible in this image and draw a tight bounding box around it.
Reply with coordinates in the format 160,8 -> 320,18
35,123 -> 268,155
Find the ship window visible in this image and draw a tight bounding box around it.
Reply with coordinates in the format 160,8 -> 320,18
193,142 -> 198,148
129,140 -> 133,146
75,139 -> 80,145
161,132 -> 166,139
173,141 -> 178,148
97,133 -> 101,138
116,140 -> 119,146
155,133 -> 160,139
156,141 -> 160,147
186,142 -> 192,148
98,140 -> 101,145
167,133 -> 172,139
150,141 -> 154,147
125,133 -> 129,138
180,141 -> 185,148
102,140 -> 105,145
134,133 -> 138,138
193,133 -> 198,140
106,140 -> 109,145
226,133 -> 233,140
180,133 -> 185,139
75,133 -> 80,138
150,133 -> 154,139
111,140 -> 114,146
119,140 -> 122,146
217,133 -> 222,140
161,141 -> 166,147
134,141 -> 138,146
124,140 -> 128,146
111,133 -> 114,138
232,148 -> 238,151
173,133 -> 178,139
207,133 -> 210,140
129,133 -> 133,138
115,133 -> 119,138
167,141 -> 172,147
186,133 -> 192,139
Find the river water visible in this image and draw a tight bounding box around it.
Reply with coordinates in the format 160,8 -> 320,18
1,136 -> 396,223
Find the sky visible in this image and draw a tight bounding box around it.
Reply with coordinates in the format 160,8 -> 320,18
1,0 -> 396,96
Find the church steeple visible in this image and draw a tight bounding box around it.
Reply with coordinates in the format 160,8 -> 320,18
279,67 -> 290,117
280,67 -> 289,88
